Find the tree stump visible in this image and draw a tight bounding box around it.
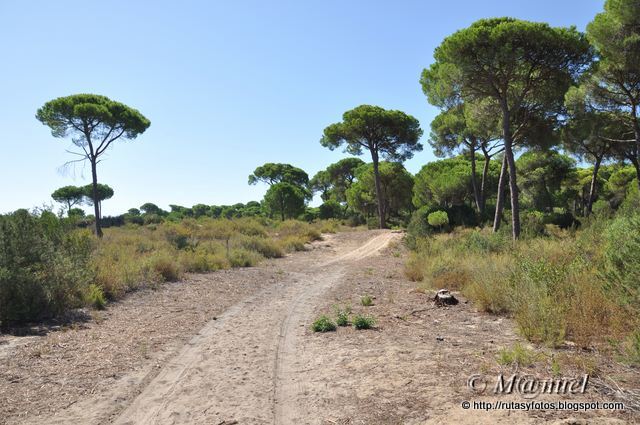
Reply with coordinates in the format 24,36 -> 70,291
433,289 -> 458,306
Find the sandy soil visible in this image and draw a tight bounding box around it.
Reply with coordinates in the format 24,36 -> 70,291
0,230 -> 637,425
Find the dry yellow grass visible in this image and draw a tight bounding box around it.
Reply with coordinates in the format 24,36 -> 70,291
93,218 -> 338,299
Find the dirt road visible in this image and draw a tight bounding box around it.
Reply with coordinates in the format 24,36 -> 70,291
1,230 -> 634,425
111,232 -> 397,425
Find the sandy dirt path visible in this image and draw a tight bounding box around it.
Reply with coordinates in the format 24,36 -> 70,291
113,231 -> 396,425
34,230 -> 397,425
114,231 -> 397,425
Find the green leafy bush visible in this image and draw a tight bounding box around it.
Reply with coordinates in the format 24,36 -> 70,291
427,211 -> 449,229
405,206 -> 433,249
334,305 -> 351,326
0,210 -> 94,328
353,314 -> 376,330
312,315 -> 337,332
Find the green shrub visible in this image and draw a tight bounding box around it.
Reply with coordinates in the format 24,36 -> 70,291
236,234 -> 284,258
353,314 -> 375,330
462,229 -> 510,254
404,250 -> 427,281
334,305 -> 351,326
463,255 -> 514,314
344,214 -> 365,227
542,212 -> 579,230
312,315 -> 337,332
143,213 -> 164,225
277,220 -> 322,241
150,254 -> 183,282
360,295 -> 374,306
510,257 -> 568,346
299,207 -> 320,222
316,219 -> 340,234
497,343 -> 540,367
617,182 -> 640,216
86,284 -> 106,310
406,221 -> 638,351
406,207 -> 433,249
602,213 -> 640,310
446,204 -> 479,227
180,250 -> 229,272
277,235 -> 308,252
228,248 -> 263,267
163,225 -> 191,250
232,218 -> 269,237
521,210 -> 546,238
319,200 -> 343,220
0,210 -> 94,328
427,211 -> 449,229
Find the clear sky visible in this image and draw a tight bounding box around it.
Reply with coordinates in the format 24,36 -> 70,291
0,0 -> 604,215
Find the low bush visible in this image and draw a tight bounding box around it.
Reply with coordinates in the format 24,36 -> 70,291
405,207 -> 433,249
353,314 -> 375,330
150,254 -> 183,282
462,255 -> 514,314
312,315 -> 337,332
602,213 -> 640,311
364,216 -> 378,230
335,306 -> 351,327
179,249 -> 229,273
86,284 -> 106,310
0,210 -> 94,328
360,295 -> 374,306
228,248 -> 263,267
497,343 -> 540,367
276,220 -> 322,241
279,235 -> 310,252
235,234 -> 284,258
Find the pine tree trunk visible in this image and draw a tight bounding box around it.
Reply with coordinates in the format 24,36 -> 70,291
470,144 -> 481,214
501,104 -> 520,240
585,156 -> 602,216
371,152 -> 386,229
480,146 -> 491,217
90,159 -> 103,238
493,155 -> 508,232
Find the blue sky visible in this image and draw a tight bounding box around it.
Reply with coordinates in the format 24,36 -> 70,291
0,0 -> 603,215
